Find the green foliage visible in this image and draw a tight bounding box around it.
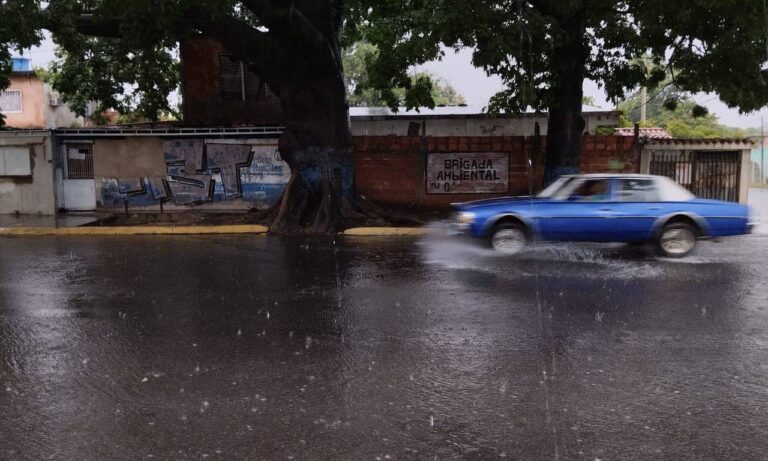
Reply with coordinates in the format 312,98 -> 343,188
348,0 -> 768,116
343,41 -> 466,108
0,0 -> 44,125
3,0 -> 766,131
618,83 -> 749,138
46,39 -> 179,121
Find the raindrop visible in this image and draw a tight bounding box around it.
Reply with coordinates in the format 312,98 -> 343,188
237,329 -> 242,336
82,358 -> 89,365
595,312 -> 605,322
141,377 -> 148,383
305,336 -> 312,350
429,416 -> 435,427
266,311 -> 270,319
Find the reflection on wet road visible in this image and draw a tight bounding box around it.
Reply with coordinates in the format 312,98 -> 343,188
1,232 -> 768,459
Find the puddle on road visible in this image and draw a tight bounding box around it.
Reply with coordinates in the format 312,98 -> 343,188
416,222 -> 736,280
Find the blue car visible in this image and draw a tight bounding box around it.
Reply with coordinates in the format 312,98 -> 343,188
451,174 -> 754,257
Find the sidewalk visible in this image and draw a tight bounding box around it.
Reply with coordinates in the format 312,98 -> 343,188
0,212 -> 425,237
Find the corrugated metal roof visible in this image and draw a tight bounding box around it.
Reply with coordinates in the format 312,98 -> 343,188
349,106 -> 621,120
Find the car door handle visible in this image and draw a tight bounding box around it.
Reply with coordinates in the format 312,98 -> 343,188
647,207 -> 661,210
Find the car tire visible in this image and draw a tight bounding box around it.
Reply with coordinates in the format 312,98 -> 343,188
489,223 -> 528,255
657,222 -> 697,258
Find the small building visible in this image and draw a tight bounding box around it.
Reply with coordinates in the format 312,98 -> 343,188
350,106 -> 622,137
640,138 -> 755,204
0,57 -> 90,130
0,130 -> 57,215
180,39 -> 284,126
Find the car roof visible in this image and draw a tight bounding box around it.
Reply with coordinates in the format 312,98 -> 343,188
563,173 -> 660,180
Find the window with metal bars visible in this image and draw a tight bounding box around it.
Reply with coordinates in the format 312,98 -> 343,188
65,144 -> 94,180
0,90 -> 22,113
219,53 -> 269,101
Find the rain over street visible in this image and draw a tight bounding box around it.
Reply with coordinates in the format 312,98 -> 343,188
1,191 -> 767,460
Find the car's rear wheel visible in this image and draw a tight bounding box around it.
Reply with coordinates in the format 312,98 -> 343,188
490,223 -> 528,255
657,222 -> 697,258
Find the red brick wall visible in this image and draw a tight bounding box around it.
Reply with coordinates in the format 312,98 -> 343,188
354,135 -> 636,208
180,38 -> 284,126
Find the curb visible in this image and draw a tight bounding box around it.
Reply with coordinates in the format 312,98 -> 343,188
342,227 -> 427,237
0,224 -> 269,236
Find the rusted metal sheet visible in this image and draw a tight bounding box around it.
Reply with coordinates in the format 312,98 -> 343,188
426,152 -> 509,194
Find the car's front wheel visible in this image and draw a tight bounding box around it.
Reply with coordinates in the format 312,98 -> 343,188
490,223 -> 528,255
657,222 -> 697,258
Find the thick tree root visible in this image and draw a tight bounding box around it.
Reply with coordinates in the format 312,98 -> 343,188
266,172 -> 422,234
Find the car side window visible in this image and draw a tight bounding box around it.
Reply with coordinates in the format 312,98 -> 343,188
568,179 -> 612,202
617,179 -> 659,202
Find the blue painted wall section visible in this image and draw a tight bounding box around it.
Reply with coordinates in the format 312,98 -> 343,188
100,140 -> 291,208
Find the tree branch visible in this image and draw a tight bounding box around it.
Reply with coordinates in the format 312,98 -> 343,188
241,0 -> 329,53
186,10 -> 288,87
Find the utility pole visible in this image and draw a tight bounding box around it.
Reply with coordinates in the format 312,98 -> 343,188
762,115 -> 765,184
639,54 -> 649,124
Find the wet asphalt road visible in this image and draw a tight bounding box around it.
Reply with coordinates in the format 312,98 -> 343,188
1,228 -> 768,460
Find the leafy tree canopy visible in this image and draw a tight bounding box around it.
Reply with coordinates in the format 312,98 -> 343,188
618,84 -> 751,138
347,0 -> 768,114
343,41 -> 465,107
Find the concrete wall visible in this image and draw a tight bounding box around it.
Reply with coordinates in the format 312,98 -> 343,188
2,74 -> 46,129
350,112 -> 621,137
51,134 -> 639,212
0,131 -> 56,215
42,84 -> 88,129
87,137 -> 290,211
93,138 -> 167,178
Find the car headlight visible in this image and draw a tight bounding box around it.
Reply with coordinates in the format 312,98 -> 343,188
457,212 -> 476,225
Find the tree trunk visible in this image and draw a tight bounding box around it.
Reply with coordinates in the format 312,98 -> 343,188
269,71 -> 354,234
544,13 -> 588,186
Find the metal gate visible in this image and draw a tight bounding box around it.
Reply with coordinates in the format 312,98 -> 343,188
649,150 -> 740,202
61,143 -> 96,210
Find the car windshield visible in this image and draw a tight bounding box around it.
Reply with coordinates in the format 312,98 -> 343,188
536,176 -> 575,198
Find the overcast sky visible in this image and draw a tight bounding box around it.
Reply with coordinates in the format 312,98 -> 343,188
19,38 -> 766,130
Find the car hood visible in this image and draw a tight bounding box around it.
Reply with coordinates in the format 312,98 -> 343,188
453,196 -> 537,210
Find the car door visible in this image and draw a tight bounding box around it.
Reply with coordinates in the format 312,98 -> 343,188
536,178 -> 618,241
608,178 -> 663,241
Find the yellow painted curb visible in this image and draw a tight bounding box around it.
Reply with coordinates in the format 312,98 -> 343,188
342,227 -> 427,237
0,224 -> 269,236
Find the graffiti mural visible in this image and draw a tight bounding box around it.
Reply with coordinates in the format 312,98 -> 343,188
100,140 -> 291,208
